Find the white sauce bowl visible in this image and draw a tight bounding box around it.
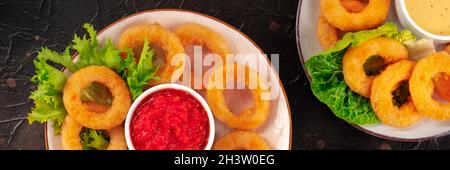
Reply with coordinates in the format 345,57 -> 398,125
396,0 -> 450,43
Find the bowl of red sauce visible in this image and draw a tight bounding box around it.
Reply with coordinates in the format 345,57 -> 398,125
124,84 -> 215,150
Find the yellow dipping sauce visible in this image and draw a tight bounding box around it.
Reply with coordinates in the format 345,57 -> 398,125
405,0 -> 450,35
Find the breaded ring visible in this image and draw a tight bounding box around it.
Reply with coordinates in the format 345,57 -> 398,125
343,37 -> 409,98
410,52 -> 450,120
106,125 -> 128,150
317,0 -> 367,50
118,24 -> 185,85
63,66 -> 131,129
212,131 -> 271,150
61,116 -> 127,150
175,23 -> 231,59
175,23 -> 232,89
206,64 -> 270,130
320,0 -> 390,31
317,14 -> 340,50
370,60 -> 422,127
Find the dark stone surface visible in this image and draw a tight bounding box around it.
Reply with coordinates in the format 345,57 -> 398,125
0,0 -> 448,150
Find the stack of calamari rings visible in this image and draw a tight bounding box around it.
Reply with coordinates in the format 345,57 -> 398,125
317,0 -> 391,50
343,37 -> 450,127
118,23 -> 274,150
62,66 -> 130,150
316,0 -> 450,128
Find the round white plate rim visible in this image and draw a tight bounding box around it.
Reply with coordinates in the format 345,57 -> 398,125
45,9 -> 293,150
296,0 -> 450,142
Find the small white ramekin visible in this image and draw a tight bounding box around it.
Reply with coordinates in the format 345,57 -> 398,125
124,83 -> 215,150
396,0 -> 450,43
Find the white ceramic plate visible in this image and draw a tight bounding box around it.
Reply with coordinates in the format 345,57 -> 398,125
296,0 -> 450,141
46,9 -> 292,150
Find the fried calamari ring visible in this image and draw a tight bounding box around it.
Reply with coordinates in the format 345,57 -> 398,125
343,37 -> 409,98
61,116 -> 127,150
410,52 -> 450,120
317,14 -> 340,50
175,23 -> 231,59
206,64 -> 270,130
371,60 -> 422,127
118,24 -> 185,85
317,0 -> 367,50
212,131 -> 271,150
175,24 -> 232,89
106,124 -> 128,150
320,0 -> 390,31
63,66 -> 131,129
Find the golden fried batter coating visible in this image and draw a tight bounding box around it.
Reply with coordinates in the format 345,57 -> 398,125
343,37 -> 409,98
371,60 -> 422,127
410,52 -> 450,120
175,23 -> 231,59
206,64 -> 270,130
63,66 -> 130,130
317,14 -> 340,50
118,24 -> 185,85
320,0 -> 390,31
175,23 -> 232,89
317,0 -> 367,50
61,116 -> 127,150
213,131 -> 271,150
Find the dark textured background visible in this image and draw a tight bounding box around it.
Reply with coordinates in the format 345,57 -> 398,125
0,0 -> 448,150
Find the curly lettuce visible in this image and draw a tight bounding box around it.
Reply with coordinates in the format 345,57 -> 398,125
37,47 -> 78,72
122,39 -> 159,100
28,59 -> 68,134
72,24 -> 125,73
28,23 -> 158,137
305,22 -> 415,125
80,128 -> 110,150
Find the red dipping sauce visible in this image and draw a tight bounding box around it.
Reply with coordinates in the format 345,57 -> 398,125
130,89 -> 210,150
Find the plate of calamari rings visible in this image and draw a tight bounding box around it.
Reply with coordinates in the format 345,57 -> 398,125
297,0 -> 450,141
27,9 -> 292,150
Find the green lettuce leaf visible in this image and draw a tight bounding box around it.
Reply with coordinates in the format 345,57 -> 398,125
37,47 -> 78,72
80,128 -> 110,150
80,82 -> 113,106
28,23 -> 159,134
31,59 -> 68,91
331,22 -> 415,51
72,24 -> 101,68
305,22 -> 415,125
101,39 -> 125,73
72,24 -> 125,73
390,29 -> 416,44
28,59 -> 68,134
123,39 -> 159,100
306,49 -> 378,125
